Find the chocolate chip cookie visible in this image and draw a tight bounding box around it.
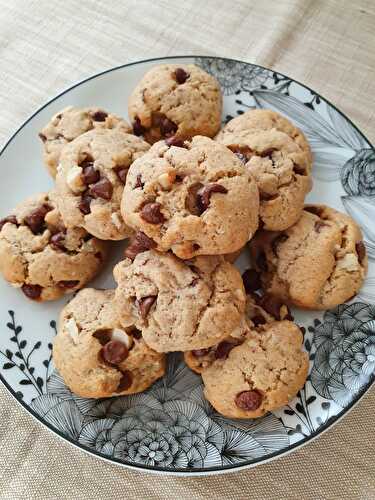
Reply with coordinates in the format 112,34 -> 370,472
55,128 -> 150,240
0,192 -> 107,301
39,106 -> 132,177
113,250 -> 246,352
121,136 -> 259,259
128,64 -> 222,144
202,320 -> 309,418
216,109 -> 313,230
53,288 -> 166,398
249,205 -> 368,309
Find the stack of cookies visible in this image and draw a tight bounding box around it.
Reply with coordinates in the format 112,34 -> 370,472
0,64 -> 368,420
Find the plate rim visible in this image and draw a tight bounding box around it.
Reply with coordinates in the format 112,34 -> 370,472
1,54 -> 374,476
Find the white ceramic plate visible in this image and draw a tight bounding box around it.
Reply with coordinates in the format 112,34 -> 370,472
1,56 -> 375,476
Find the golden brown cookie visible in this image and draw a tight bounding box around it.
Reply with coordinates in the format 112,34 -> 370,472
113,250 -> 246,352
128,64 -> 222,144
0,192 -> 107,301
39,106 -> 132,177
202,321 -> 309,418
121,136 -> 259,259
53,288 -> 166,398
55,128 -> 150,240
249,205 -> 368,309
216,109 -> 312,231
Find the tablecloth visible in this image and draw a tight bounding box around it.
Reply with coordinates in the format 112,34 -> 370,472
0,1 -> 374,498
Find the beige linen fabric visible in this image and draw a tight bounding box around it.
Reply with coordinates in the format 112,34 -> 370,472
0,0 -> 375,498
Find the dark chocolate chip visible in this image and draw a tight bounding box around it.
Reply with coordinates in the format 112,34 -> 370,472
101,340 -> 129,365
78,193 -> 93,215
228,146 -> 254,163
116,370 -> 133,392
197,183 -> 228,213
304,206 -> 323,216
140,202 -> 165,224
91,110 -> 108,122
124,231 -> 156,260
82,165 -> 100,185
259,148 -> 277,158
356,241 -> 366,264
79,155 -> 94,169
235,390 -> 263,411
38,133 -> 47,143
24,204 -> 52,235
133,116 -> 145,136
258,294 -> 291,321
186,183 -> 204,216
134,174 -> 144,189
215,341 -> 238,360
165,136 -> 185,147
131,328 -> 142,340
89,177 -> 113,200
50,232 -> 66,251
293,163 -> 307,175
0,215 -> 18,231
22,284 -> 42,300
242,269 -> 262,293
314,220 -> 328,232
174,67 -> 189,84
192,348 -> 210,358
160,118 -> 178,137
113,166 -> 129,184
251,315 -> 267,327
57,280 -> 79,289
93,329 -> 112,345
136,295 -> 157,319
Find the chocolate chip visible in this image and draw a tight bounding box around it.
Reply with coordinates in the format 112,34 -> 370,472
131,328 -> 142,340
82,165 -> 100,185
174,67 -> 189,84
93,329 -> 112,345
38,133 -> 47,142
134,174 -> 144,189
116,370 -> 133,392
57,280 -> 79,289
113,166 -> 128,184
242,269 -> 262,293
259,148 -> 277,158
293,163 -> 307,175
165,136 -> 185,147
50,232 -> 66,251
251,315 -> 267,327
160,118 -> 178,137
228,146 -> 254,163
24,204 -> 52,235
22,284 -> 42,300
78,193 -> 93,214
124,231 -> 156,260
136,296 -> 157,319
79,155 -> 94,169
89,177 -> 113,200
258,294 -> 292,321
235,390 -> 263,411
175,175 -> 184,183
186,183 -> 204,215
132,116 -> 145,136
192,348 -> 210,358
101,340 -> 129,365
91,110 -> 108,122
0,215 -> 18,231
197,184 -> 228,213
271,234 -> 288,255
215,341 -> 238,360
314,220 -> 328,233
304,206 -> 323,216
356,241 -> 366,264
140,202 -> 165,224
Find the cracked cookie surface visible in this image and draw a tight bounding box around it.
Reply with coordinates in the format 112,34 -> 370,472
39,106 -> 132,177
216,109 -> 312,231
55,128 -> 150,240
113,250 -> 246,352
0,192 -> 108,301
249,205 -> 368,309
202,320 -> 309,418
128,64 -> 222,143
53,288 -> 166,398
121,136 -> 259,258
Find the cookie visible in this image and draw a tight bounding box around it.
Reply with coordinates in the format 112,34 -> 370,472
113,250 -> 246,352
121,136 -> 259,259
249,205 -> 368,309
0,192 -> 107,301
39,106 -> 132,177
216,109 -> 312,231
184,288 -> 293,374
55,128 -> 150,240
202,320 -> 309,418
128,64 -> 222,144
53,288 -> 166,398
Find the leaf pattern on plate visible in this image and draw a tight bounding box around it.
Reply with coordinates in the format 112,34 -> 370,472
341,149 -> 375,196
